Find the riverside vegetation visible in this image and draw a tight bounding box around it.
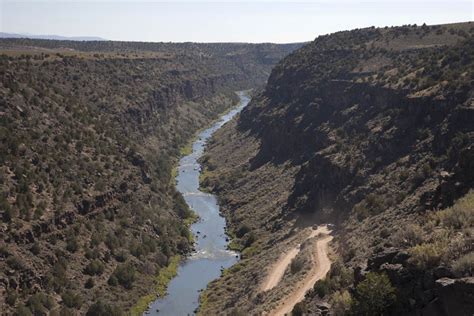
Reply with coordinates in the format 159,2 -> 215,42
200,22 -> 473,315
0,39 -> 301,314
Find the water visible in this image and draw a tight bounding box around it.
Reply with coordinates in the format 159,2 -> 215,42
145,91 -> 251,316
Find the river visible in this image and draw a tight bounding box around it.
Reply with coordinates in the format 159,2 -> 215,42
145,91 -> 251,315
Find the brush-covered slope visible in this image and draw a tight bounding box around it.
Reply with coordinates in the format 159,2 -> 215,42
0,39 -> 303,89
200,22 -> 473,315
0,40 -> 300,315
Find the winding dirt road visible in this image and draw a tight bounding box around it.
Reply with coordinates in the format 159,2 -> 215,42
260,247 -> 300,292
262,225 -> 333,316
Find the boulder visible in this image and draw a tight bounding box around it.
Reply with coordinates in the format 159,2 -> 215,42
423,277 -> 474,316
367,247 -> 400,270
379,263 -> 412,285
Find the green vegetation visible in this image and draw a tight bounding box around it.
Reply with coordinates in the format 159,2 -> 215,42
404,191 -> 474,270
86,300 -> 122,316
351,272 -> 397,316
198,291 -> 209,314
130,255 -> 180,316
408,242 -> 446,269
110,263 -> 136,289
429,190 -> 474,229
61,290 -> 83,309
290,256 -> 305,274
330,290 -> 353,316
353,193 -> 390,220
84,259 -> 105,276
25,293 -> 55,315
155,255 -> 181,296
312,260 -> 354,299
452,252 -> 474,277
291,302 -> 307,316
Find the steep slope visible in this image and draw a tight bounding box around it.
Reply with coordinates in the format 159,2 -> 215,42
200,22 -> 473,315
0,41 -> 300,314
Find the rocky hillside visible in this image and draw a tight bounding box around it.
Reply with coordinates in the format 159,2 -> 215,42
0,40 -> 300,315
200,22 -> 473,315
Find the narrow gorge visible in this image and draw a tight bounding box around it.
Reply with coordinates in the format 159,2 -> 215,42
1,21 -> 473,316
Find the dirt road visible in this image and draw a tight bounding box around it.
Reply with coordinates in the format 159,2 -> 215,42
260,247 -> 301,292
263,225 -> 333,315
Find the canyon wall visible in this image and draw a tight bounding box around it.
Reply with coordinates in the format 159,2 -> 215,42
200,22 -> 473,315
0,41 -> 301,314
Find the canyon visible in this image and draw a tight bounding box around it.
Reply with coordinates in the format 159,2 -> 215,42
1,21 -> 473,316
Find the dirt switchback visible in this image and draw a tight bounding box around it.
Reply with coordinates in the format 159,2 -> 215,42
268,225 -> 333,316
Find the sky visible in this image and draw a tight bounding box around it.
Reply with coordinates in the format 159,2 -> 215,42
1,0 -> 472,43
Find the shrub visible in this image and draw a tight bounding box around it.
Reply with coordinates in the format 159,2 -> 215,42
352,272 -> 396,316
329,261 -> 354,289
108,275 -> 118,286
1,195 -> 13,222
236,224 -> 251,238
365,193 -> 385,214
290,256 -> 305,274
292,302 -> 307,316
105,232 -> 120,250
66,234 -> 79,253
84,259 -> 105,276
85,277 -> 95,289
452,252 -> 474,277
313,279 -> 330,298
227,308 -> 246,316
342,247 -> 356,262
6,256 -> 23,270
85,247 -> 100,260
392,224 -> 424,247
114,249 -> 128,262
6,290 -> 18,306
15,305 -> 32,316
61,290 -> 83,308
111,263 -> 135,289
27,293 -> 55,314
30,242 -> 40,255
244,232 -> 256,248
353,202 -> 370,220
48,258 -> 68,292
430,191 -> 474,229
380,228 -> 390,238
330,290 -> 353,316
86,300 -> 122,316
2,207 -> 14,222
408,242 -> 446,269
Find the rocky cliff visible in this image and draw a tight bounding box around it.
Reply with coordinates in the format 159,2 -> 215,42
200,22 -> 473,315
0,40 -> 300,314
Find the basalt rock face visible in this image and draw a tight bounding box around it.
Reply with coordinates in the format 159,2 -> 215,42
0,40 -> 300,314
200,23 -> 473,315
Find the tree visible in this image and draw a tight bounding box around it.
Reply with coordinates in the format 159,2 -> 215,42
352,272 -> 397,316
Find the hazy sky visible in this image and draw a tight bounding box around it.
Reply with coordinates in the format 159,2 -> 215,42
1,0 -> 472,43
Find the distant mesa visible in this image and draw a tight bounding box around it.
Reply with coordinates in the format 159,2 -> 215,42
0,32 -> 106,41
